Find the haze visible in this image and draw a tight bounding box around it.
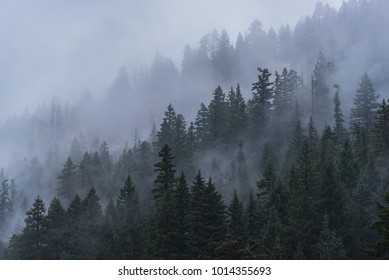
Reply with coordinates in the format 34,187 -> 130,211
0,0 -> 342,120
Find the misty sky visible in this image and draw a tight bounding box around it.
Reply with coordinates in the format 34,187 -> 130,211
0,0 -> 343,120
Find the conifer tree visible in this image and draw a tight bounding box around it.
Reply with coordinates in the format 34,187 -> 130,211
333,84 -> 346,147
316,214 -> 346,259
45,197 -> 66,259
208,86 -> 227,144
116,176 -> 144,259
373,99 -> 389,158
194,102 -> 209,146
0,180 -> 13,232
248,68 -> 274,138
57,157 -> 78,203
151,144 -> 178,259
369,188 -> 389,259
311,53 -> 334,128
351,72 -> 379,133
173,172 -> 191,259
20,196 -> 47,259
227,191 -> 246,247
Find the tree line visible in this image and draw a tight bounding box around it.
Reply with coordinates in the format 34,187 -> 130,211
1,55 -> 389,259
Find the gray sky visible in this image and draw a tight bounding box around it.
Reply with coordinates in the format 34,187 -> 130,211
0,0 -> 343,119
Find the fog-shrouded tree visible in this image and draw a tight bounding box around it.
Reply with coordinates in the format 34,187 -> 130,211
351,72 -> 380,133
57,157 -> 78,203
248,68 -> 274,139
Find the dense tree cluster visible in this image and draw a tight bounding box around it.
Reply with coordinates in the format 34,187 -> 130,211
1,61 -> 388,259
1,0 -> 389,260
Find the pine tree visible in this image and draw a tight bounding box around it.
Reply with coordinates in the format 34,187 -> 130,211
57,157 -> 78,203
188,172 -> 226,259
351,72 -> 379,133
227,191 -> 246,247
316,214 -> 346,259
45,197 -> 66,259
287,138 -> 320,259
0,180 -> 13,232
20,196 -> 47,259
226,84 -> 246,139
248,68 -> 274,138
369,188 -> 389,259
373,99 -> 389,158
333,84 -> 346,147
79,188 -> 103,259
116,176 -> 144,259
194,102 -> 209,147
311,52 -> 334,128
150,144 -> 178,259
318,126 -> 346,232
208,86 -> 227,144
173,172 -> 191,259
156,103 -> 177,151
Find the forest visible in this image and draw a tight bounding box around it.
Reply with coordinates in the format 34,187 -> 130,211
0,0 -> 389,259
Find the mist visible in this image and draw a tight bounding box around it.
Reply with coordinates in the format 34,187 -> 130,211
1,0 -> 389,260
0,0 -> 343,119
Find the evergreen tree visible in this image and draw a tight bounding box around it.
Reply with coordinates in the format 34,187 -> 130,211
156,103 -> 177,150
0,180 -> 13,232
45,197 -> 66,259
351,72 -> 379,133
318,126 -> 346,232
333,84 -> 346,147
248,68 -> 274,138
194,102 -> 209,147
188,172 -> 226,259
369,188 -> 389,259
173,172 -> 191,259
311,52 -> 334,128
19,196 -> 47,259
150,144 -> 178,259
373,99 -> 389,158
57,157 -> 78,203
208,86 -> 227,144
79,188 -> 103,259
226,84 -> 246,138
116,176 -> 144,259
227,191 -> 246,247
316,214 -> 346,259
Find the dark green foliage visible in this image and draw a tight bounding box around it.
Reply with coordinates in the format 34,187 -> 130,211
208,86 -> 228,144
226,84 -> 247,139
369,189 -> 389,259
3,43 -> 388,261
173,172 -> 191,259
188,172 -> 226,259
115,176 -> 144,259
227,191 -> 246,248
9,196 -> 48,259
316,214 -> 346,259
248,68 -> 274,138
45,197 -> 66,259
150,144 -> 179,259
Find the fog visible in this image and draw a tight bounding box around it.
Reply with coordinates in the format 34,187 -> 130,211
0,0 -> 342,120
1,0 -> 389,257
